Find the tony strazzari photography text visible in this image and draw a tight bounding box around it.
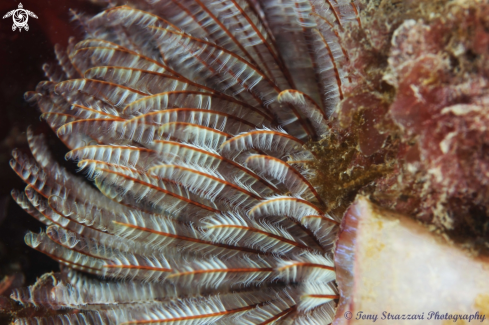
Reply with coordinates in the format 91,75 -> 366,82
354,311 -> 486,322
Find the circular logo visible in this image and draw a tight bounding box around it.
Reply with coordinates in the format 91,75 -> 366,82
3,3 -> 38,32
344,311 -> 353,320
13,9 -> 28,27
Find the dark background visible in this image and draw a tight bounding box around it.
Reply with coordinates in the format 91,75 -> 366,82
0,0 -> 100,297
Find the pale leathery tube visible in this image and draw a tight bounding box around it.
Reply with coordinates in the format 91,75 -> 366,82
9,1 -> 360,324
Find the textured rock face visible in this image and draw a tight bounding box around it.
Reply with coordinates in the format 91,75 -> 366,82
334,196 -> 489,325
383,10 -> 489,232
320,0 -> 489,251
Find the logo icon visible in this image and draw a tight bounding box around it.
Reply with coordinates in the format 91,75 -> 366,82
3,3 -> 38,32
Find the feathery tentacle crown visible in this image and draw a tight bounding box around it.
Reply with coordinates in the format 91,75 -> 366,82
11,1 -> 360,324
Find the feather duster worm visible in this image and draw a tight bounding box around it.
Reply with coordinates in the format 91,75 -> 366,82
7,1 -> 362,324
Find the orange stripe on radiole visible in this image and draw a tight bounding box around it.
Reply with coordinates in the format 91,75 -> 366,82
303,294 -> 339,299
258,305 -> 297,325
277,263 -> 334,272
103,265 -> 172,272
167,267 -> 274,278
113,221 -> 265,255
207,224 -> 307,249
121,303 -> 262,324
96,168 -> 221,214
